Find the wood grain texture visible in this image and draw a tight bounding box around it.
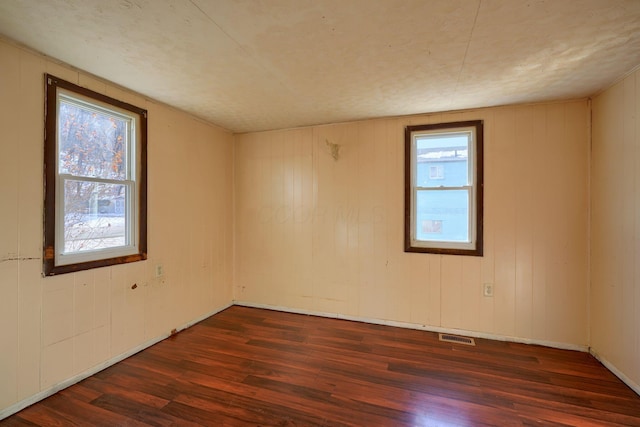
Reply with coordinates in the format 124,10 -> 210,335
4,306 -> 640,426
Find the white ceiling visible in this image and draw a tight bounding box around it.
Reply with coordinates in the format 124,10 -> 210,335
1,0 -> 639,133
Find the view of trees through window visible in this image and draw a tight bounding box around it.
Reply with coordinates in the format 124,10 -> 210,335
58,98 -> 130,253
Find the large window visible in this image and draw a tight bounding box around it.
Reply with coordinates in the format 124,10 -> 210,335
405,120 -> 483,256
44,74 -> 147,275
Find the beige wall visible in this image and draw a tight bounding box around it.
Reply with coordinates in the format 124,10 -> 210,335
0,39 -> 234,411
591,69 -> 640,389
234,101 -> 590,348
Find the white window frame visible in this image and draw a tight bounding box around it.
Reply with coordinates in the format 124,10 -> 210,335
44,74 -> 147,275
404,120 -> 483,256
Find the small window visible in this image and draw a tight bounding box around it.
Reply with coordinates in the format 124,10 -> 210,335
429,165 -> 444,180
405,120 -> 483,256
422,219 -> 443,234
43,74 -> 147,275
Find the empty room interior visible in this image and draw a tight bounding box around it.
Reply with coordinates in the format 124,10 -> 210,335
1,0 -> 640,425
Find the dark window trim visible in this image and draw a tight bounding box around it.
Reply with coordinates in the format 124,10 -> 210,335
404,120 -> 483,256
43,74 -> 148,276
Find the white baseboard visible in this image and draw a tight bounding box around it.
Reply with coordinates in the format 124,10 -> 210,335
233,300 -> 589,353
589,348 -> 640,397
0,302 -> 232,421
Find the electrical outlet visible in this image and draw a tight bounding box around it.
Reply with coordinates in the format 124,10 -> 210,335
483,283 -> 494,297
155,264 -> 164,277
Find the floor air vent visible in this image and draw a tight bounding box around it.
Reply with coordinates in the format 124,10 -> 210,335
439,333 -> 475,346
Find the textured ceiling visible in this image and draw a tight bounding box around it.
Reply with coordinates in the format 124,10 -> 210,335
1,0 -> 639,133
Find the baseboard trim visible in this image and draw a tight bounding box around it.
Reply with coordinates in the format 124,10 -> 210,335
0,302 -> 233,421
232,300 -> 589,353
589,348 -> 640,397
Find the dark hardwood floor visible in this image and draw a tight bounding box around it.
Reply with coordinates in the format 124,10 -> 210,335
3,305 -> 640,426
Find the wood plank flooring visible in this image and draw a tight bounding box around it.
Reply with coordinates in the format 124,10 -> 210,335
3,305 -> 640,426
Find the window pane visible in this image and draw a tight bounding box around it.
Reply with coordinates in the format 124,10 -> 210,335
416,189 -> 469,242
415,133 -> 469,187
63,180 -> 128,253
58,99 -> 128,180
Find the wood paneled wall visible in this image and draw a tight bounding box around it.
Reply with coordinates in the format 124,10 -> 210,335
0,39 -> 234,412
234,101 -> 589,348
5,33 -> 623,416
591,68 -> 640,391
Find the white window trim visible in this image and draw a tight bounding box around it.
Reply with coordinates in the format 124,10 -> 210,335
54,90 -> 141,266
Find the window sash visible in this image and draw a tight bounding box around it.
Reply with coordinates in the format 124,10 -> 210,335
411,186 -> 474,250
54,91 -> 139,265
55,176 -> 138,266
57,90 -> 136,181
